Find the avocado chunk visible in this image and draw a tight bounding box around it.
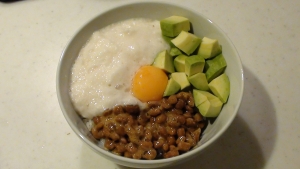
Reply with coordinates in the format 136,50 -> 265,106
160,16 -> 190,37
173,54 -> 188,72
193,90 -> 223,117
185,55 -> 205,77
163,78 -> 181,96
171,31 -> 201,55
205,54 -> 227,82
188,72 -> 209,91
169,47 -> 183,57
152,50 -> 175,73
171,72 -> 190,90
162,36 -> 176,48
198,37 -> 222,59
208,73 -> 230,103
193,89 -> 208,106
198,98 -> 223,117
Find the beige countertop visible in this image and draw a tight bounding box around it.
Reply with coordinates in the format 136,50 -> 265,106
1,0 -> 299,168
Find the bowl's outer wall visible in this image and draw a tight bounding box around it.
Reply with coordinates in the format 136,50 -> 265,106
57,2 -> 244,168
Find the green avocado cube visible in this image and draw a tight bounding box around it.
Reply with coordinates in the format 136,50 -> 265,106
171,72 -> 190,90
169,47 -> 183,57
173,54 -> 188,72
160,16 -> 190,37
171,31 -> 201,55
193,90 -> 223,117
208,73 -> 230,103
198,37 -> 222,59
193,89 -> 207,106
162,36 -> 176,48
152,50 -> 175,73
205,54 -> 227,82
188,72 -> 209,91
163,78 -> 181,97
185,55 -> 205,77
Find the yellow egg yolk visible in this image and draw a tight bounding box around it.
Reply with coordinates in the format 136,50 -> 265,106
132,65 -> 168,102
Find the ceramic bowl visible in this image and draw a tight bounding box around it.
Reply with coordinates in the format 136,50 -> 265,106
56,1 -> 244,168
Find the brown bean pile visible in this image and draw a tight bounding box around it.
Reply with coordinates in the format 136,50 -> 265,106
91,92 -> 207,160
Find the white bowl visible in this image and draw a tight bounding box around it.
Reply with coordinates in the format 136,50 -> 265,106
56,1 -> 244,168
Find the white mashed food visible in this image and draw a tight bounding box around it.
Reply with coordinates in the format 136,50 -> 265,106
70,18 -> 170,119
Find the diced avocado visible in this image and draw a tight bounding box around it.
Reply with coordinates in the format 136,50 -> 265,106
152,50 -> 175,73
160,16 -> 190,37
193,90 -> 223,117
205,54 -> 227,82
185,55 -> 205,77
171,31 -> 201,55
162,36 -> 176,48
193,89 -> 208,106
174,54 -> 188,72
163,78 -> 181,96
171,72 -> 190,90
188,73 -> 209,91
208,73 -> 230,103
197,98 -> 223,117
169,47 -> 183,57
198,37 -> 222,59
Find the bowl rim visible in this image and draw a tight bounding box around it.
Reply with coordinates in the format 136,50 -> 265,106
56,0 -> 244,164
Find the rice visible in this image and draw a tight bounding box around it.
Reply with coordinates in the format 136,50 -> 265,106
69,18 -> 169,119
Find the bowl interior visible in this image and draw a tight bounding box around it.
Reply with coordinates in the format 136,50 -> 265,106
57,1 -> 243,168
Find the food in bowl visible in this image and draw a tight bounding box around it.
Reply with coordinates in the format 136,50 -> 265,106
90,92 -> 206,160
69,15 -> 230,160
70,18 -> 169,119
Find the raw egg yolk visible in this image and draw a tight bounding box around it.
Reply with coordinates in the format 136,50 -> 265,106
132,65 -> 168,102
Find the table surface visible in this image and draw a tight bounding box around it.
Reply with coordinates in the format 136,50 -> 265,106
1,0 -> 299,168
